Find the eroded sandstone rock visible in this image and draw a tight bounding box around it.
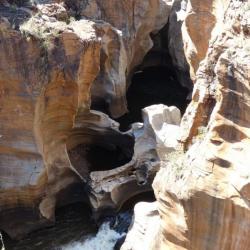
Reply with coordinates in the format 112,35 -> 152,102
182,0 -> 230,81
0,0 -> 173,239
89,104 -> 181,214
152,1 -> 250,249
167,0 -> 193,91
2,1 -> 249,249
119,104 -> 182,250
121,202 -> 160,250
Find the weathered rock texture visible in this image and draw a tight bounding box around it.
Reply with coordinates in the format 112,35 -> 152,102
1,0 -> 250,249
88,104 -> 180,214
167,0 -> 192,90
89,110 -> 158,214
151,0 -> 250,249
0,0 -> 173,239
121,202 -> 160,250
121,104 -> 182,250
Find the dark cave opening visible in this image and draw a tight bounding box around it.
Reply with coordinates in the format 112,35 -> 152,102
116,66 -> 190,131
67,132 -> 134,174
54,202 -> 93,226
85,144 -> 133,171
90,22 -> 192,132
90,21 -> 193,130
69,143 -> 133,172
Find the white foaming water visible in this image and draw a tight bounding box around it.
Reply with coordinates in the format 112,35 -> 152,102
60,222 -> 123,250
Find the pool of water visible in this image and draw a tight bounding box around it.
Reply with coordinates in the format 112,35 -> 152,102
3,203 -> 97,250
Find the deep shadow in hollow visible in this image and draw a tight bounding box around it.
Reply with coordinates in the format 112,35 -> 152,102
3,202 -> 97,250
116,66 -> 190,131
68,133 -> 134,173
85,144 -> 133,171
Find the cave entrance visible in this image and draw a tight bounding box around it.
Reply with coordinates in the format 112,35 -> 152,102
116,65 -> 190,131
90,23 -> 192,132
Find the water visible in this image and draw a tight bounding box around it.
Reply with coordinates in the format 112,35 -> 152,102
58,211 -> 133,250
60,222 -> 124,250
4,192 -> 154,250
1,232 -> 5,250
3,205 -> 132,250
3,203 -> 97,250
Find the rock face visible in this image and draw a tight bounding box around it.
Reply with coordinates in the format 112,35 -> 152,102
167,0 -> 192,90
121,202 -> 160,250
182,0 -> 231,81
151,1 -> 250,249
0,0 -> 173,239
89,104 -> 181,214
121,104 -> 181,250
1,0 -> 250,249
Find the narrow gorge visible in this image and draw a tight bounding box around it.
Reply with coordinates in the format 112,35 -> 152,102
0,0 -> 249,250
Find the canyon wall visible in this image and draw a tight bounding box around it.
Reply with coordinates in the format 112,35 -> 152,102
151,0 -> 250,249
0,0 -> 250,249
0,0 -> 172,239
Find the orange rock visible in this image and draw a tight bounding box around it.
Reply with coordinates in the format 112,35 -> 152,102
0,0 -> 172,239
152,1 -> 250,249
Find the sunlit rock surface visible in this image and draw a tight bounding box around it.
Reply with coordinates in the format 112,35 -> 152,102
120,104 -> 181,250
151,1 -> 250,249
0,0 -> 173,239
89,104 -> 180,213
182,0 -> 230,81
121,202 -> 160,250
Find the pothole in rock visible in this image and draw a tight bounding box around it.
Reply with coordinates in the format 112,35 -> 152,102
67,132 -> 134,175
116,66 -> 190,131
93,191 -> 156,248
108,191 -> 156,249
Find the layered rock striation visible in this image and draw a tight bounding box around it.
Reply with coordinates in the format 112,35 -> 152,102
150,0 -> 250,249
0,0 -> 173,239
1,0 -> 250,249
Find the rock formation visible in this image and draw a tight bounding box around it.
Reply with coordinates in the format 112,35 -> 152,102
149,1 -> 250,249
121,201 -> 160,250
89,104 -> 180,215
167,0 -> 192,91
1,0 -> 250,249
0,0 -> 173,239
121,104 -> 182,250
